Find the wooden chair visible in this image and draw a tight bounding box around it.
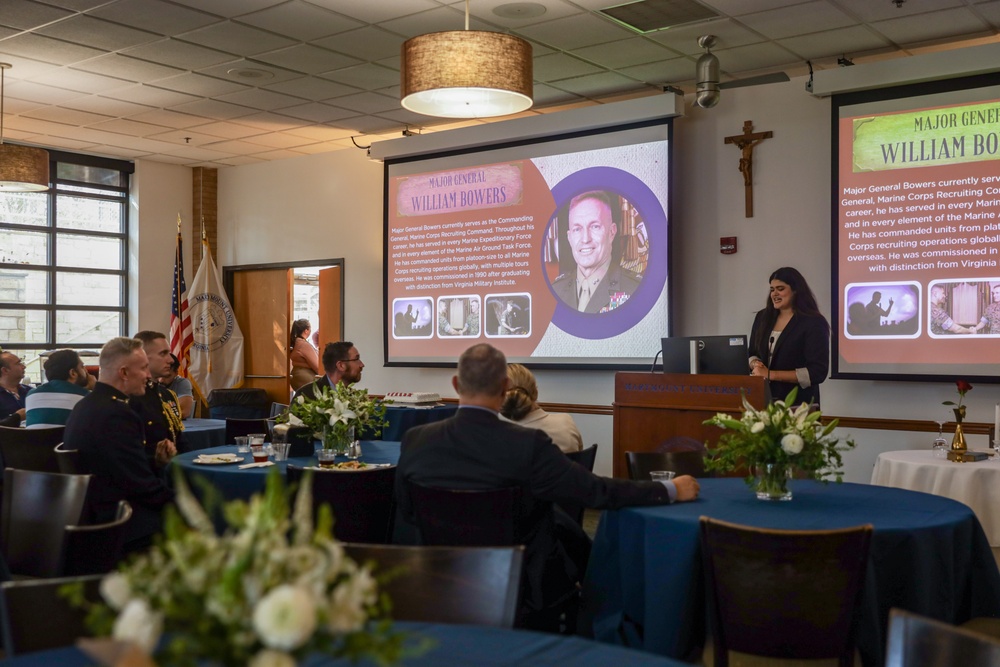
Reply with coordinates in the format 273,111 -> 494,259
626,450 -> 708,480
0,574 -> 102,656
699,517 -> 872,667
53,442 -> 82,475
408,482 -> 520,547
62,501 -> 133,576
287,465 -> 396,544
0,468 -> 91,578
343,543 -> 524,628
224,417 -> 269,443
886,608 -> 1000,667
559,444 -> 598,525
0,425 -> 64,473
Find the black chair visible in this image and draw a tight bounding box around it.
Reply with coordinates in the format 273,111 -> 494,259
208,388 -> 270,419
53,442 -> 82,475
700,517 -> 872,667
287,465 -> 396,544
887,608 -> 1000,667
224,417 -> 270,443
408,482 -> 521,547
62,501 -> 132,576
625,450 -> 709,480
269,402 -> 288,418
0,468 -> 92,578
558,444 -> 598,525
0,574 -> 102,656
344,544 -> 524,628
0,425 -> 64,473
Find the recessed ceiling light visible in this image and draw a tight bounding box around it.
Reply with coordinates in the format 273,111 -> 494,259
226,68 -> 274,81
493,2 -> 547,19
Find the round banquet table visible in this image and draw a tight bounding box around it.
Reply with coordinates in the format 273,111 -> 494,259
0,622 -> 689,667
871,449 -> 1000,547
173,441 -> 401,502
361,404 -> 458,441
181,417 -> 226,451
582,478 -> 1000,667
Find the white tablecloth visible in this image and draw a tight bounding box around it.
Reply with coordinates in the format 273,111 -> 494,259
871,449 -> 1000,546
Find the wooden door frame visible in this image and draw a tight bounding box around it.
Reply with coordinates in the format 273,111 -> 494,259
222,258 -> 345,343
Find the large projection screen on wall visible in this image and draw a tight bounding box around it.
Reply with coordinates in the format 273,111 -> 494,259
383,121 -> 672,369
832,73 -> 1000,383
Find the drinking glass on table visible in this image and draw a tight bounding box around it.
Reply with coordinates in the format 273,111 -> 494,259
650,470 -> 676,482
250,443 -> 269,463
933,419 -> 948,458
235,436 -> 251,454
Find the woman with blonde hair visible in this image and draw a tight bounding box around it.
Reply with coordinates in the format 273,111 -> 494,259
501,363 -> 582,453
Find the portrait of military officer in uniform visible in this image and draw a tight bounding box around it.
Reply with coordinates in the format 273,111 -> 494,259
551,190 -> 642,314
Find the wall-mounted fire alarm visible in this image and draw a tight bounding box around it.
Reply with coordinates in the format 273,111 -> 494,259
720,237 -> 737,254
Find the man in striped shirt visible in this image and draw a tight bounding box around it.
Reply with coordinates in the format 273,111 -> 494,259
25,349 -> 93,428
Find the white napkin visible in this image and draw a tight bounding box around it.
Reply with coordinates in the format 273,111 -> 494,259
238,461 -> 275,470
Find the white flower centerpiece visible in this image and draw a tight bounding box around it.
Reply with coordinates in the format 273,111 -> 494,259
281,384 -> 388,456
64,468 -> 411,667
703,388 -> 855,500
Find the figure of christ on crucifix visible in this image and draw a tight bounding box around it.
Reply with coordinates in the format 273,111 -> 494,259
724,120 -> 772,217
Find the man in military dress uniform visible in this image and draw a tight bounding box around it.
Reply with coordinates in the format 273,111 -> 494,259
552,190 -> 641,314
132,330 -> 188,453
64,337 -> 175,554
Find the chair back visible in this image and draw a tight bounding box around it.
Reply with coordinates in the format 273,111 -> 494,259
700,517 -> 872,666
0,425 -> 64,473
53,442 -> 82,475
0,574 -> 103,656
208,387 -> 270,419
558,444 -> 598,525
287,465 -> 396,544
886,608 -> 1000,667
269,402 -> 289,418
409,482 -> 521,547
626,450 -> 709,480
62,501 -> 133,576
0,468 -> 92,578
344,544 -> 524,628
224,417 -> 270,443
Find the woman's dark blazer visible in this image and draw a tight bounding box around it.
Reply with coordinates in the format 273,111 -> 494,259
749,310 -> 830,406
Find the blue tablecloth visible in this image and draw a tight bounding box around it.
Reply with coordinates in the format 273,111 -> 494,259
583,478 -> 1000,667
0,622 -> 687,666
181,418 -> 226,451
363,404 -> 458,441
173,442 -> 401,502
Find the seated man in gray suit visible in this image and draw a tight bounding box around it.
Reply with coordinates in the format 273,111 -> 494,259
395,343 -> 699,630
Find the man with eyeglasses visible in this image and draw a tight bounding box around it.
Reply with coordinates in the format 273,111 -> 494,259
0,351 -> 31,427
292,340 -> 365,402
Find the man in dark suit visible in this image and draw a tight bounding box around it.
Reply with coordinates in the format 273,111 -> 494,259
293,340 -> 364,401
395,343 -> 699,629
64,337 -> 175,554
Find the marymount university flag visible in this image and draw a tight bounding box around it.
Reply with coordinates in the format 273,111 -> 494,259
188,239 -> 244,397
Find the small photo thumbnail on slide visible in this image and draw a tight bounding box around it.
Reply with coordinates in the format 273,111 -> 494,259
844,282 -> 920,339
484,294 -> 531,338
436,295 -> 481,338
927,278 -> 1000,338
391,297 -> 434,339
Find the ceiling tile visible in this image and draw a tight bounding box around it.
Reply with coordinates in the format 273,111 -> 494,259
516,13 -> 635,51
320,63 -> 399,90
646,18 -> 766,55
0,0 -> 74,31
714,42 -> 801,73
620,57 -> 696,86
228,111 -> 312,131
240,131 -> 315,149
177,22 -> 297,56
127,108 -> 212,129
238,0 -> 364,41
28,68 -> 138,94
87,117 -> 175,137
0,33 -> 106,65
305,0 -> 441,25
145,128 -> 228,146
196,59 -> 304,85
179,119 -> 264,138
313,26 -> 405,62
263,76 -> 359,101
326,90 -> 398,114
551,71 -> 649,97
35,15 -> 162,51
327,114 -> 404,134
263,101 -> 356,123
122,39 -> 238,70
215,88 -> 305,110
71,53 -> 185,82
61,94 -> 155,116
739,1 -> 857,40
168,97 -> 260,119
872,7 -> 991,46
572,37 -> 679,69
168,0 -> 286,18
534,52 -> 604,81
102,83 -> 200,107
834,0 -> 967,23
250,44 -> 360,74
89,0 -> 222,35
152,72 -> 250,96
777,26 -> 892,61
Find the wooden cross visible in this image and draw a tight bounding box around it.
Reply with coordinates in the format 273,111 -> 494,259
724,120 -> 772,218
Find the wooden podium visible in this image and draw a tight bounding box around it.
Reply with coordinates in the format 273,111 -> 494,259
612,372 -> 767,478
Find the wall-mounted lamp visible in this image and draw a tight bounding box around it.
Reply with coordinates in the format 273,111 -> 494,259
695,35 -> 721,109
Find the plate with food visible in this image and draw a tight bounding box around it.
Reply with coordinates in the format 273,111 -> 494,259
193,453 -> 244,465
314,461 -> 395,472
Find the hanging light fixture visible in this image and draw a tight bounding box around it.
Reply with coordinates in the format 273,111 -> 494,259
0,63 -> 49,192
401,0 -> 533,119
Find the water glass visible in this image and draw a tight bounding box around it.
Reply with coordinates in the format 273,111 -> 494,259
248,433 -> 266,446
272,442 -> 291,461
235,436 -> 251,454
250,443 -> 268,463
649,470 -> 676,482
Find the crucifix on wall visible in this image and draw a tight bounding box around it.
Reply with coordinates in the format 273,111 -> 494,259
724,120 -> 772,218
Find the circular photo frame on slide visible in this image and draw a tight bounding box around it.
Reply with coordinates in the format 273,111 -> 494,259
545,167 -> 666,339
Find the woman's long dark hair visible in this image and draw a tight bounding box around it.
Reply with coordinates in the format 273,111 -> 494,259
753,267 -> 829,353
289,318 -> 311,350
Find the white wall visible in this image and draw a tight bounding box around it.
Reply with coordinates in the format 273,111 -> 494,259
133,75 -> 1000,482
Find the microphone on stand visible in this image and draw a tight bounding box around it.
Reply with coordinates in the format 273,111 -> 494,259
650,349 -> 663,373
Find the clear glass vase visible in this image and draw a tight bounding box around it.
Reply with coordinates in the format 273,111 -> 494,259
322,424 -> 354,456
752,462 -> 793,501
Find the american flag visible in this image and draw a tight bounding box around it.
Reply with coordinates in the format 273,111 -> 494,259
169,231 -> 193,376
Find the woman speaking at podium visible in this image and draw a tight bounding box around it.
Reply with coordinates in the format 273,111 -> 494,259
748,267 -> 830,407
